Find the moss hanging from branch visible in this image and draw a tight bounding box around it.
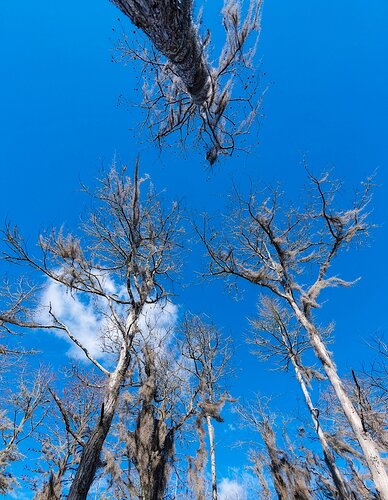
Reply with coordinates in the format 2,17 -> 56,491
111,0 -> 264,164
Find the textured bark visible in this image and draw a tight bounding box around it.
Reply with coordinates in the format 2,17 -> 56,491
291,357 -> 351,499
34,472 -> 62,500
291,301 -> 388,500
206,415 -> 217,500
67,345 -> 131,500
134,410 -> 174,500
111,0 -> 212,104
130,351 -> 175,500
188,416 -> 207,500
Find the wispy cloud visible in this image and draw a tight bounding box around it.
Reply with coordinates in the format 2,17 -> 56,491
37,276 -> 178,362
218,470 -> 259,500
218,477 -> 248,500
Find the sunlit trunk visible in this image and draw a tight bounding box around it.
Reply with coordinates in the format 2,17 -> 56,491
290,300 -> 388,499
291,356 -> 351,499
206,415 -> 217,500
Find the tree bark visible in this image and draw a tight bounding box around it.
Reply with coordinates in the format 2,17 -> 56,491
130,347 -> 175,500
290,300 -> 388,499
291,356 -> 351,499
111,0 -> 212,105
134,404 -> 175,500
206,415 -> 217,500
67,343 -> 131,500
35,471 -> 62,500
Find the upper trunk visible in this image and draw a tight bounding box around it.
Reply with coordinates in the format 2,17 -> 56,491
291,356 -> 351,499
111,0 -> 212,105
206,415 -> 218,500
290,300 -> 388,499
131,356 -> 175,500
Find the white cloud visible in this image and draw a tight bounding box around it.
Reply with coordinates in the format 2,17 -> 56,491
39,280 -> 107,360
138,300 -> 178,348
37,276 -> 178,362
218,478 -> 248,500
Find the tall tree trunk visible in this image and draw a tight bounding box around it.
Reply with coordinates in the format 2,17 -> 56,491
206,415 -> 217,500
110,0 -> 212,105
291,356 -> 351,499
134,404 -> 174,500
67,344 -> 131,500
132,348 -> 175,500
290,301 -> 388,499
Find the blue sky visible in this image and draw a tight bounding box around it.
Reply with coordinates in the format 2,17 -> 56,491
1,0 -> 388,495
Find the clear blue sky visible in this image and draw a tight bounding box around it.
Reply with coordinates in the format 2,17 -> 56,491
1,0 -> 388,493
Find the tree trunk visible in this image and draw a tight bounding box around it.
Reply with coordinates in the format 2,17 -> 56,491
290,301 -> 388,499
291,356 -> 351,499
35,471 -> 62,500
132,347 -> 175,500
206,415 -> 217,500
67,344 -> 131,500
135,409 -> 174,500
111,0 -> 212,105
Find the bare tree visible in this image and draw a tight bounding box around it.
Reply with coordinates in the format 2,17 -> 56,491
200,172 -> 388,497
319,362 -> 388,499
33,371 -> 102,500
0,284 -> 50,495
1,163 -> 182,499
239,399 -> 313,499
250,297 -> 351,498
249,450 -> 271,499
181,314 -> 233,500
118,346 -> 197,498
0,369 -> 49,495
112,0 -> 263,163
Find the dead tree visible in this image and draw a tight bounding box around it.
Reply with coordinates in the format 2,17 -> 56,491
200,172 -> 388,497
33,371 -> 103,500
0,285 -> 50,495
104,316 -> 199,500
249,450 -> 271,499
251,297 -> 351,499
1,163 -> 181,499
0,369 -> 49,495
181,315 -> 233,500
112,0 -> 263,163
320,364 -> 388,499
111,0 -> 212,106
239,400 -> 313,499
